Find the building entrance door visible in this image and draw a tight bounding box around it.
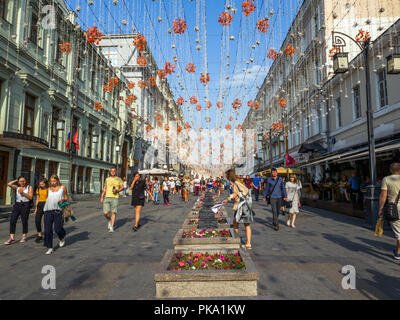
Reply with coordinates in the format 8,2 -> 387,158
0,151 -> 9,204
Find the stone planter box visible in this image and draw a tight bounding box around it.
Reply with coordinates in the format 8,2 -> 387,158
187,210 -> 228,220
173,228 -> 240,250
182,217 -> 233,230
154,248 -> 259,298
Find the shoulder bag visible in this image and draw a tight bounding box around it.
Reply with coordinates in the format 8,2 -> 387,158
384,190 -> 400,222
266,178 -> 280,205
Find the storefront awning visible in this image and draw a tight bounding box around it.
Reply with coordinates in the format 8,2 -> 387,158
0,132 -> 49,149
302,141 -> 400,168
298,143 -> 326,154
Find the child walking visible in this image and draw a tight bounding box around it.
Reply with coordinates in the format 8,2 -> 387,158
34,178 -> 48,243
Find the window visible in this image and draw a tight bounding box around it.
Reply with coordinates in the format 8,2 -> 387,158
100,130 -> 105,160
55,35 -> 63,63
314,58 -> 321,85
50,108 -> 59,149
335,97 -> 342,129
91,69 -> 96,91
377,69 -> 388,108
87,124 -> 93,158
29,10 -> 38,44
24,94 -> 35,135
21,157 -> 32,184
48,161 -> 58,177
0,0 -> 6,20
313,11 -> 320,37
353,85 -> 361,119
111,136 -> 115,163
317,107 -> 322,133
295,124 -> 300,146
102,47 -> 118,67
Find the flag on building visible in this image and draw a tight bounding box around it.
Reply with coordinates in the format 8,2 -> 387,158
286,153 -> 296,167
72,130 -> 80,151
65,132 -> 71,150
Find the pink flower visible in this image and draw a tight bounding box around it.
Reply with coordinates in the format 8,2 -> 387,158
178,261 -> 185,267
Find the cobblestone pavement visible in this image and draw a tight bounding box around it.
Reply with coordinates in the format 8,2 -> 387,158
0,192 -> 398,300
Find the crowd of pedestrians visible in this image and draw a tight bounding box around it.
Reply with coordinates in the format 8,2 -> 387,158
3,162 -> 400,263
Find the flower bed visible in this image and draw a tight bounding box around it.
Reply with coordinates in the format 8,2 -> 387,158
182,229 -> 231,239
173,228 -> 240,250
168,251 -> 245,271
155,248 -> 258,298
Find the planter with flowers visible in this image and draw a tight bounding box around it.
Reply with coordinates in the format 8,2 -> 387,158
173,228 -> 240,250
154,248 -> 258,298
182,217 -> 232,230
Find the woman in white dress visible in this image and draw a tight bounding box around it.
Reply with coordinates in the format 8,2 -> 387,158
286,174 -> 301,229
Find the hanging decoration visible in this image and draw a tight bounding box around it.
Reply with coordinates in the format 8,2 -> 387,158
94,101 -> 103,111
185,62 -> 196,73
355,30 -> 371,42
200,73 -> 210,86
172,18 -> 188,34
148,77 -> 157,87
232,98 -> 242,110
133,33 -> 147,53
177,97 -> 185,106
272,122 -> 283,130
190,96 -> 199,104
59,42 -> 72,54
206,101 -> 212,109
229,116 -> 233,122
103,77 -> 118,93
127,82 -> 135,89
185,122 -> 192,129
205,117 -> 211,123
267,49 -> 278,60
137,56 -> 147,67
247,100 -> 254,108
284,44 -> 296,56
84,26 -> 104,44
218,11 -> 233,26
225,124 -> 232,130
157,69 -> 167,80
254,101 -> 260,110
137,80 -> 147,89
164,62 -> 176,75
329,47 -> 340,58
257,18 -> 270,33
125,95 -> 136,107
217,101 -> 223,109
241,1 -> 256,16
196,104 -> 202,112
164,124 -> 170,131
279,98 -> 287,107
146,125 -> 153,133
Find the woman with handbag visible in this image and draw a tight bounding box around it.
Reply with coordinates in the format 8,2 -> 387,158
4,176 -> 33,245
285,175 -> 301,229
43,175 -> 68,254
222,169 -> 253,250
130,172 -> 154,232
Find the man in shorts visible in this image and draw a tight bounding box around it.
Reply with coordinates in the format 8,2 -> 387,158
379,163 -> 400,260
100,168 -> 123,233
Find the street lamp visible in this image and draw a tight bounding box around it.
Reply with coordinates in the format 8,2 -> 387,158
332,52 -> 349,74
386,53 -> 400,74
56,120 -> 65,131
332,32 -> 378,228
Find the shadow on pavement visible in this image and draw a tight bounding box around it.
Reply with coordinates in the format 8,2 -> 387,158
321,233 -> 394,263
65,231 -> 90,247
358,269 -> 400,299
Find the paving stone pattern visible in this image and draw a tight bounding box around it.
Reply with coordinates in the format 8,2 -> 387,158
197,193 -> 218,230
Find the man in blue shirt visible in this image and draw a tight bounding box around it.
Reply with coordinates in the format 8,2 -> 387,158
263,168 -> 287,231
348,172 -> 361,209
252,175 -> 261,202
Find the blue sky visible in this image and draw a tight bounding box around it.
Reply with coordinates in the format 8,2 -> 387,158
65,0 -> 303,130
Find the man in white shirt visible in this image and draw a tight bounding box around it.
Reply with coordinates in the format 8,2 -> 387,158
379,163 -> 400,260
170,179 -> 176,194
162,177 -> 171,207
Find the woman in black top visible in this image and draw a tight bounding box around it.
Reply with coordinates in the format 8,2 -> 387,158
130,173 -> 153,232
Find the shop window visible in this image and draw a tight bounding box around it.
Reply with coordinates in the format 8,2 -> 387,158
377,69 -> 388,109
34,159 -> 45,191
21,157 -> 32,184
24,93 -> 35,136
48,161 -> 58,177
100,130 -> 105,160
352,85 -> 361,120
85,168 -> 91,193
